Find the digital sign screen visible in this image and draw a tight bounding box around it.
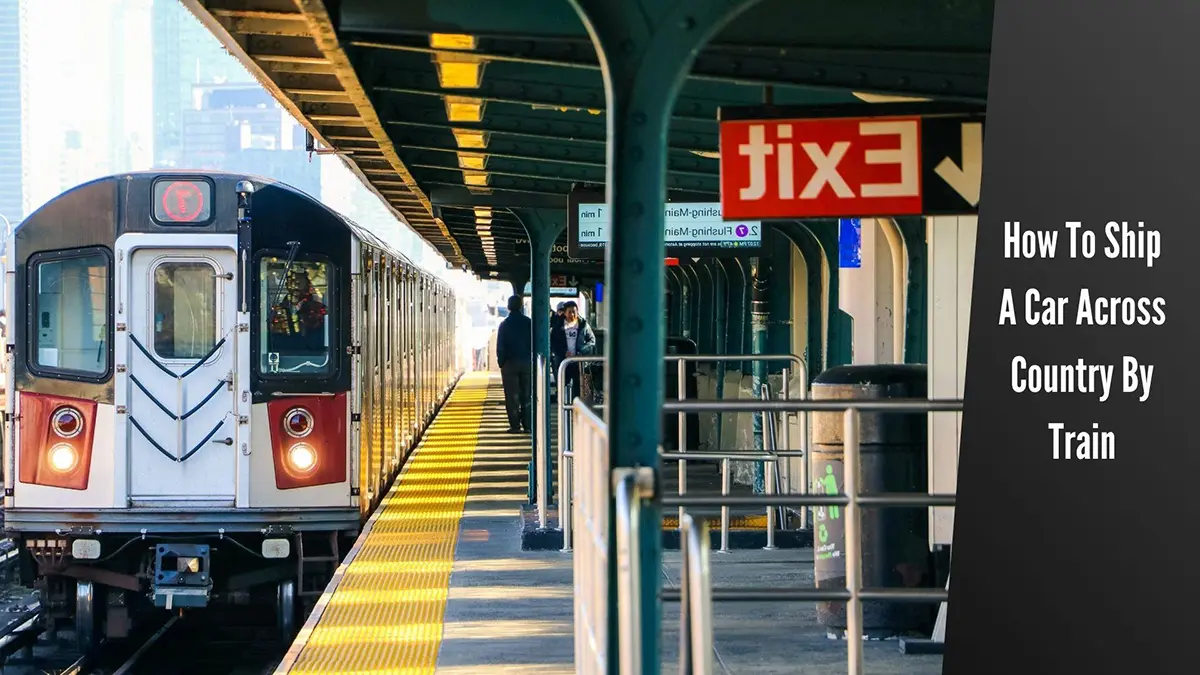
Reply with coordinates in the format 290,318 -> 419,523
567,190 -> 762,259
153,178 -> 213,224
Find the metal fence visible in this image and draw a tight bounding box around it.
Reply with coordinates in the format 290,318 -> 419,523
571,396 -> 962,675
554,354 -> 810,552
663,398 -> 961,675
572,398 -> 611,675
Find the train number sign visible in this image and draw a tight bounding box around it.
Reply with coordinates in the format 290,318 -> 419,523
153,178 -> 213,224
718,105 -> 984,221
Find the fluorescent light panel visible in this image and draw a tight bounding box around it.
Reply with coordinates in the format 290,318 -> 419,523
445,96 -> 485,122
452,129 -> 489,149
433,52 -> 485,89
463,171 -> 490,186
430,33 -> 477,50
457,153 -> 487,170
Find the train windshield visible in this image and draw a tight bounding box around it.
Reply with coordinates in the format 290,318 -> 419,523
259,255 -> 334,376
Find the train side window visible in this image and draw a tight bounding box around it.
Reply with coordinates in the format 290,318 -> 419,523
29,249 -> 111,379
259,255 -> 334,376
152,261 -> 217,360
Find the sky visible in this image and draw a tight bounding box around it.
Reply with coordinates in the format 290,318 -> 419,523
15,0 -> 503,300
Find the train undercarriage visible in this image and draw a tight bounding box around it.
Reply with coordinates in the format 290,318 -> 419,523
16,527 -> 356,652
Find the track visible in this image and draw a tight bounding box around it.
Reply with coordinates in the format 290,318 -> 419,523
52,604 -> 284,675
0,543 -> 284,675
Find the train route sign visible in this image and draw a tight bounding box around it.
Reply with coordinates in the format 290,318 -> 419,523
567,189 -> 763,259
152,177 -> 213,224
717,103 -> 984,221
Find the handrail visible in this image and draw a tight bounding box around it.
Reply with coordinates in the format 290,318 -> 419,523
761,382 -> 780,550
572,398 -> 610,675
678,513 -> 713,675
613,468 -> 645,675
663,400 -> 963,675
556,353 -> 810,553
663,398 -> 962,413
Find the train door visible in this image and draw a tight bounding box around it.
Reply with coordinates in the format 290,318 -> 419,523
126,247 -> 238,504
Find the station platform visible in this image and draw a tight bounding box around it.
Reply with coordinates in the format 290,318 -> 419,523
273,372 -> 945,674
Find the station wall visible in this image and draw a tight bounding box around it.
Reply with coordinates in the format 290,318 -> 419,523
927,215 -> 976,547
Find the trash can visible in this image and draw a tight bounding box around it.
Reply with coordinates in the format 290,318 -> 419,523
809,364 -> 933,638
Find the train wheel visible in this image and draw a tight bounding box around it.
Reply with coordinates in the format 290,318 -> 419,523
277,579 -> 297,644
76,581 -> 100,653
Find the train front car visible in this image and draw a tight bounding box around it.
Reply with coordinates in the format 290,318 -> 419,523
3,172 -> 360,650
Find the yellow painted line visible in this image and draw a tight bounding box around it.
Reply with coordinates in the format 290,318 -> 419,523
278,372 -> 493,675
437,666 -> 574,675
661,514 -> 769,530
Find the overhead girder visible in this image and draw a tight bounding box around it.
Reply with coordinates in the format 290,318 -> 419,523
188,0 -> 992,280
350,35 -> 987,101
185,0 -> 465,265
339,0 -> 993,53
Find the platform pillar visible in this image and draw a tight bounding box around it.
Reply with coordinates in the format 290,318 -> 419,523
516,209 -> 564,511
566,1 -> 763,672
750,259 -> 769,493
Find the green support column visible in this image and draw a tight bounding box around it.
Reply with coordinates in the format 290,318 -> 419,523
749,259 -> 769,494
895,217 -> 928,364
567,1 -> 763,672
515,209 -> 565,508
713,260 -> 729,443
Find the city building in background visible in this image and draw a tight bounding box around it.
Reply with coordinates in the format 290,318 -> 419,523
4,0 -> 484,290
178,83 -> 321,198
150,0 -> 253,169
0,0 -> 28,226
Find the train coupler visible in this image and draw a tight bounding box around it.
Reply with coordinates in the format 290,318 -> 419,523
151,543 -> 212,610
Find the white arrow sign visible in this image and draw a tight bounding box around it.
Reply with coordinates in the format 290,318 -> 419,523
692,257 -> 701,263
933,122 -> 983,206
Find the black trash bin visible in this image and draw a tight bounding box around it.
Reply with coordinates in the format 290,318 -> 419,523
810,364 -> 933,638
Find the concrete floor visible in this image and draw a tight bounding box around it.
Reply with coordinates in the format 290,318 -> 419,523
435,379 -> 944,675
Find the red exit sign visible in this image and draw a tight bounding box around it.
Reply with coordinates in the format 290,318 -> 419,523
718,105 -> 984,221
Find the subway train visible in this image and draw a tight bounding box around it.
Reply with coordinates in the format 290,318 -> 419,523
2,171 -> 461,648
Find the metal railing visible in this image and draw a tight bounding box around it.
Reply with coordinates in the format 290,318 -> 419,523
678,513 -> 714,674
572,398 -> 611,675
555,354 -> 810,551
659,398 -> 961,675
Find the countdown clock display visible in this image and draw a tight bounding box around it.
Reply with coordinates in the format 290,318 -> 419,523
152,178 -> 212,224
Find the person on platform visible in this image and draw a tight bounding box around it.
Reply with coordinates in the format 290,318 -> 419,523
495,295 -> 533,433
551,302 -> 567,332
550,300 -> 596,403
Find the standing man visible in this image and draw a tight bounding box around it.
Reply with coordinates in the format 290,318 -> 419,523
495,295 -> 533,433
550,300 -> 596,403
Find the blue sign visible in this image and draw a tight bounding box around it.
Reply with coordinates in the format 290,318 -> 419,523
594,282 -> 604,303
838,219 -> 862,269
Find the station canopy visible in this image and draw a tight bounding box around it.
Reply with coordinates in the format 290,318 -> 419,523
187,0 -> 991,280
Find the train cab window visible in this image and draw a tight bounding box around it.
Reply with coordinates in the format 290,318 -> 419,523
152,262 -> 217,360
30,250 -> 110,377
259,256 -> 333,376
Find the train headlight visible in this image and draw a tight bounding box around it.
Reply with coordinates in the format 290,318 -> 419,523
283,408 -> 314,438
48,444 -> 79,473
287,443 -> 317,473
52,407 -> 83,439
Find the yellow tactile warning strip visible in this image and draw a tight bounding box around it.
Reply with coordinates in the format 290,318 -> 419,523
661,514 -> 769,530
275,372 -> 492,675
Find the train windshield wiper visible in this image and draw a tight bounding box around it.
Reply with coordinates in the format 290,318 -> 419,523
269,241 -> 302,310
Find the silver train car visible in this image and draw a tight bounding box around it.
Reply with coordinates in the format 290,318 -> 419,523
3,171 -> 460,648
